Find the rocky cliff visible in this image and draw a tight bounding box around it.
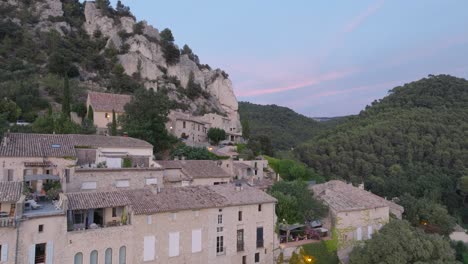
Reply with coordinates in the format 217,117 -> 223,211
0,0 -> 241,129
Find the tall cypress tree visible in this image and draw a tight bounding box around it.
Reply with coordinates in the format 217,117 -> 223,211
62,76 -> 71,118
111,109 -> 117,136
87,105 -> 94,121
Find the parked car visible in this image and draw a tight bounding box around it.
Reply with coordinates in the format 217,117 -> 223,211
16,120 -> 30,126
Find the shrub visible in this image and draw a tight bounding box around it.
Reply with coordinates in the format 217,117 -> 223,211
207,128 -> 226,145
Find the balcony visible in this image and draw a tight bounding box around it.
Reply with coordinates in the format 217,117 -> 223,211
237,242 -> 244,252
216,247 -> 226,256
0,217 -> 15,227
256,239 -> 264,248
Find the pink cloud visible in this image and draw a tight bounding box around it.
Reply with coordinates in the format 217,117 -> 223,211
235,68 -> 359,97
344,0 -> 385,33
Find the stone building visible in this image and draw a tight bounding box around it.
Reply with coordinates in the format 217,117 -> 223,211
0,133 -> 277,264
86,92 -> 132,134
311,180 -> 403,253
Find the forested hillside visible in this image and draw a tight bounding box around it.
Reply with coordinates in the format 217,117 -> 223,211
238,101 -> 346,150
296,74 -> 468,217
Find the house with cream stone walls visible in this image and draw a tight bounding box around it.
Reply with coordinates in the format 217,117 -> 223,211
0,132 -> 277,264
86,92 -> 132,134
311,180 -> 404,250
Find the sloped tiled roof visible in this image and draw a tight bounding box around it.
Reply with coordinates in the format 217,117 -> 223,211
156,160 -> 231,179
88,92 -> 132,112
0,182 -> 23,202
0,133 -> 152,157
125,184 -> 277,215
311,180 -> 404,213
67,191 -> 132,210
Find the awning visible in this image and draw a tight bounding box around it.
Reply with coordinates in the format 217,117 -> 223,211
24,174 -> 60,181
279,224 -> 305,231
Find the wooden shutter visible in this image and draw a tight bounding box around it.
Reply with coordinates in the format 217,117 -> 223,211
192,229 -> 202,253
169,232 -> 180,257
143,236 -> 155,261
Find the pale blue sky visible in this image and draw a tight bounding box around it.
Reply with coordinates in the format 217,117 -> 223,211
108,0 -> 468,117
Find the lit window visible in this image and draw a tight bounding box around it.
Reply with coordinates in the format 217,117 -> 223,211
105,113 -> 110,119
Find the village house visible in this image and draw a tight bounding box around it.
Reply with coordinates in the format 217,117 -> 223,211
310,180 -> 404,262
86,92 -> 132,134
156,160 -> 232,187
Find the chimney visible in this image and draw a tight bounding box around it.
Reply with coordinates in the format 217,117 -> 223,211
2,130 -> 10,147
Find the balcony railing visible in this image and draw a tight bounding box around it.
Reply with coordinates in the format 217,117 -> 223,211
0,217 -> 15,227
256,239 -> 264,248
237,242 -> 244,252
216,247 -> 226,256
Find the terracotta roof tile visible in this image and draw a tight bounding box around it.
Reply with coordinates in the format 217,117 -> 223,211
311,180 -> 403,213
0,133 -> 152,157
88,92 -> 132,112
0,182 -> 23,203
67,191 -> 132,210
157,160 -> 231,179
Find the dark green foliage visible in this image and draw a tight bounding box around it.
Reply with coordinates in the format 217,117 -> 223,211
115,0 -> 133,17
0,98 -> 21,122
133,21 -> 144,35
32,113 -> 80,134
296,75 -> 468,218
121,88 -> 175,152
241,119 -> 250,139
62,77 -> 71,117
171,144 -> 220,160
451,241 -> 468,264
349,220 -> 458,264
239,102 -> 345,150
207,128 -> 226,144
122,157 -> 132,168
95,0 -> 112,15
302,242 -> 339,264
110,64 -> 142,93
269,180 -> 327,224
72,103 -> 87,118
87,105 -> 94,121
110,109 -> 117,136
80,118 -> 96,135
247,135 -> 274,156
185,71 -> 208,99
160,28 -> 180,65
181,44 -> 200,64
398,193 -> 456,235
266,156 -> 324,182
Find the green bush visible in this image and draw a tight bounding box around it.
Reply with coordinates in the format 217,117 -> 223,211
207,128 -> 226,145
302,242 -> 339,264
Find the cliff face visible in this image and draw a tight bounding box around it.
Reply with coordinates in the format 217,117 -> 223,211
0,0 -> 241,130
82,2 -> 240,128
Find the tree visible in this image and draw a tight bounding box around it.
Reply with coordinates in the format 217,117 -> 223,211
95,0 -> 111,15
160,28 -> 180,65
349,220 -> 458,264
121,88 -> 175,152
160,28 -> 175,42
87,105 -> 94,121
171,144 -> 219,160
62,76 -> 71,118
268,180 -> 327,224
241,119 -> 250,139
115,0 -> 131,16
32,113 -> 80,134
80,118 -> 97,135
186,71 -> 204,99
207,128 -> 226,145
0,98 -> 21,122
110,109 -> 117,136
398,193 -> 456,236
181,44 -> 200,64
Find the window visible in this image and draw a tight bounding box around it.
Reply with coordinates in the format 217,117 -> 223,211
147,215 -> 152,225
256,227 -> 264,248
242,256 -> 247,264
115,180 -> 130,188
356,226 -> 362,241
255,252 -> 260,263
143,236 -> 156,261
217,227 -> 223,232
119,246 -> 126,264
65,169 -> 70,183
368,225 -> 373,239
216,236 -> 224,254
258,204 -> 262,212
105,248 -> 112,264
7,169 -> 13,181
1,244 -> 8,262
105,113 -> 110,119
237,229 -> 244,252
192,229 -> 202,253
73,211 -> 85,224
38,224 -> 44,233
169,232 -> 180,257
238,211 -> 242,221
145,178 -> 157,185
74,252 -> 83,264
170,213 -> 177,221
112,208 -> 117,217
217,214 -> 223,224
183,121 -> 186,129
90,250 -> 98,264
255,170 -> 258,175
